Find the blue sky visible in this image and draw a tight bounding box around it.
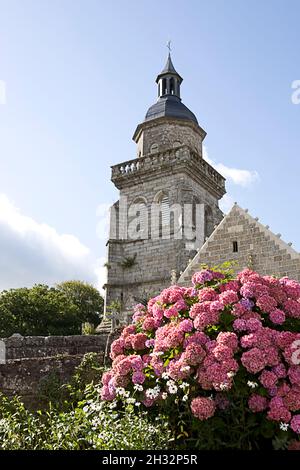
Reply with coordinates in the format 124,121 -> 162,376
0,0 -> 299,291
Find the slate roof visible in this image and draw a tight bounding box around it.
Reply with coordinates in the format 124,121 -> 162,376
144,95 -> 198,124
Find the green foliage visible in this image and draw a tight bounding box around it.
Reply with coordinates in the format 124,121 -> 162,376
56,280 -> 104,326
0,285 -> 81,337
0,348 -> 286,451
106,300 -> 121,314
82,322 -> 96,335
199,260 -> 238,279
120,254 -> 137,269
0,352 -> 171,450
37,371 -> 65,407
0,281 -> 104,337
165,376 -> 275,450
105,300 -> 122,326
35,353 -> 104,410
65,353 -> 104,403
0,390 -> 171,450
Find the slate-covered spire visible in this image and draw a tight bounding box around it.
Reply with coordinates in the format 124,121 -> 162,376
157,52 -> 181,77
141,52 -> 198,124
156,53 -> 183,99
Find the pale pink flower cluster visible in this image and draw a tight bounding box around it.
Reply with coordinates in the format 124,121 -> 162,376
248,394 -> 269,412
192,269 -> 224,286
196,332 -> 238,392
101,268 -> 300,437
240,323 -> 300,427
190,396 -> 216,420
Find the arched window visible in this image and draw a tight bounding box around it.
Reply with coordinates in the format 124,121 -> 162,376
160,193 -> 170,228
162,78 -> 167,95
128,197 -> 148,239
153,191 -> 170,238
169,77 -> 175,95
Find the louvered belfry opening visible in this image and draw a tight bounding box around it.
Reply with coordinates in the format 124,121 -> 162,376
159,194 -> 170,238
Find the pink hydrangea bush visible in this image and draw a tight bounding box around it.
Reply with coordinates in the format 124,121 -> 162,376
101,267 -> 300,448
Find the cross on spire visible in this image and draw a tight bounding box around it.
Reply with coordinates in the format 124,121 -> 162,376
167,40 -> 172,53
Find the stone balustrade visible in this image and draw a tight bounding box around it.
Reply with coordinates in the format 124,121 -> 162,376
111,145 -> 225,191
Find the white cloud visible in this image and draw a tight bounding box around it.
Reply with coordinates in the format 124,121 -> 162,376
0,194 -> 106,293
219,194 -> 235,214
94,257 -> 107,293
203,146 -> 259,187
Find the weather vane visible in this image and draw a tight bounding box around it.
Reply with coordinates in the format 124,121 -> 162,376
167,40 -> 172,53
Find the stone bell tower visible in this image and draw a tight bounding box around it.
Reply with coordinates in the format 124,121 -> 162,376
104,53 -> 226,320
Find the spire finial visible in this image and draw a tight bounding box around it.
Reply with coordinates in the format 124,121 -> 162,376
155,46 -> 183,100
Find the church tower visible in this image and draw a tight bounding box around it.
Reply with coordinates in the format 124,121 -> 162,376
104,53 -> 226,321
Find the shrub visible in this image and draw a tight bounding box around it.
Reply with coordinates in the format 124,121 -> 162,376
56,280 -> 104,326
102,267 -> 300,450
0,388 -> 171,450
36,353 -> 105,410
0,282 -> 104,337
0,285 -> 81,336
37,370 -> 65,408
65,352 -> 105,404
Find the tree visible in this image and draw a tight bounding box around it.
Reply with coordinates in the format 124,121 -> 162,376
0,304 -> 16,338
0,281 -> 104,338
56,280 -> 104,326
0,285 -> 81,337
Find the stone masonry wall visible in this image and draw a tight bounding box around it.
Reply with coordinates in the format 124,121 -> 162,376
0,355 -> 103,407
106,156 -> 224,315
135,119 -> 204,157
0,334 -> 109,407
1,334 -> 108,360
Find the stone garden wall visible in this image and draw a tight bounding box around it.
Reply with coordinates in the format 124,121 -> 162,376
0,334 -> 110,407
1,334 -> 108,360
